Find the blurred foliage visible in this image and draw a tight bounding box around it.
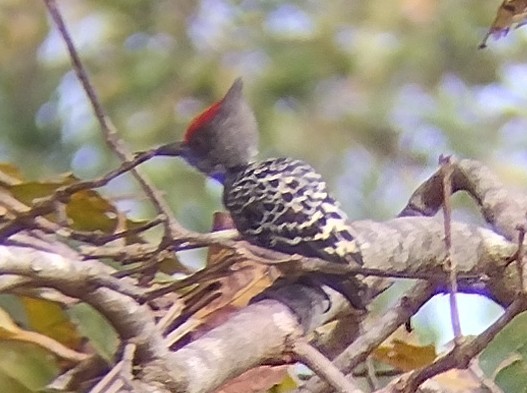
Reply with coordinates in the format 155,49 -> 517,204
4,0 -> 527,227
1,0 -> 527,390
480,311 -> 527,393
67,303 -> 119,363
0,341 -> 58,393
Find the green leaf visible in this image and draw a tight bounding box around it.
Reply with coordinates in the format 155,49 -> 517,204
480,311 -> 527,376
0,341 -> 58,393
67,303 -> 119,363
495,359 -> 527,393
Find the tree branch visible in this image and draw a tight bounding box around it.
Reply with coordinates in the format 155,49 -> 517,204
293,340 -> 364,393
0,246 -> 166,364
400,158 -> 527,241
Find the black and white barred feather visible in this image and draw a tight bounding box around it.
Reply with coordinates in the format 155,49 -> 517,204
224,157 -> 362,266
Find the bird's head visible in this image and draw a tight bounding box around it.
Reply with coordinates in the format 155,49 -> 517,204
157,79 -> 259,183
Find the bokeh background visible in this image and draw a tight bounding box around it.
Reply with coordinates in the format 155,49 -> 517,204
1,0 -> 526,367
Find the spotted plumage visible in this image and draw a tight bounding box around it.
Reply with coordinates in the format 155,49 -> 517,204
161,78 -> 366,307
224,157 -> 361,266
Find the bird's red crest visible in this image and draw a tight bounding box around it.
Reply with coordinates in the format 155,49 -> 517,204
184,101 -> 222,143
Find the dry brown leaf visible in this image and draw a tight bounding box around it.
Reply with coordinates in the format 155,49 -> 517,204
480,0 -> 527,48
195,212 -> 278,319
214,365 -> 291,393
192,248 -> 278,322
170,212 -> 280,345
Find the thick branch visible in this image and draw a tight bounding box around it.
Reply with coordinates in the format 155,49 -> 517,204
158,217 -> 513,392
0,246 -> 167,364
157,299 -> 303,393
400,158 -> 527,241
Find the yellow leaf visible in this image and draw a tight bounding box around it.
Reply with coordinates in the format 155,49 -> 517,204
7,173 -> 150,237
0,162 -> 23,185
20,297 -> 82,350
158,256 -> 191,275
271,372 -> 298,392
373,339 -> 436,371
66,189 -> 117,232
433,369 -> 481,392
7,177 -> 116,232
9,181 -> 63,205
215,365 -> 291,393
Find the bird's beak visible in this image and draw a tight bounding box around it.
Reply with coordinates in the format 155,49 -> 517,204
153,141 -> 187,157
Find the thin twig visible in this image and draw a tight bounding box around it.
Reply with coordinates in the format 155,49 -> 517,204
144,253 -> 239,300
0,149 -> 163,240
46,215 -> 164,246
366,356 -> 380,390
440,155 -> 462,342
293,340 -> 364,393
514,224 -> 526,293
165,318 -> 201,348
121,343 -> 137,386
80,243 -> 160,262
42,0 -> 186,240
112,255 -> 165,278
157,299 -> 185,334
88,359 -> 124,393
297,282 -> 435,393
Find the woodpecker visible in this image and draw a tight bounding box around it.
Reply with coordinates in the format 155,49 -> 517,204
158,79 -> 365,307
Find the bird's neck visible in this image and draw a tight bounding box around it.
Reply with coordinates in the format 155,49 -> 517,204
208,162 -> 251,185
226,163 -> 250,174
222,162 -> 253,185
